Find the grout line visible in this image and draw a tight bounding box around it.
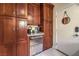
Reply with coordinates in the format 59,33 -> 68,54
31,51 -> 43,56
56,49 -> 69,56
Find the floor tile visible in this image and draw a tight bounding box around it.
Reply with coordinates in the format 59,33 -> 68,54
35,48 -> 65,56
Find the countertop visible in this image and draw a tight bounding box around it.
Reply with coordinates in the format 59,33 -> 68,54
27,32 -> 44,37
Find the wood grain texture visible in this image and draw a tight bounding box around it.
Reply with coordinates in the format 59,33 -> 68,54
16,4 -> 28,18
43,4 -> 54,50
27,4 -> 40,25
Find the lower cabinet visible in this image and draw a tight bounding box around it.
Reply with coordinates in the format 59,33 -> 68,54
0,45 -> 7,56
0,43 -> 16,56
16,40 -> 29,56
43,21 -> 53,50
5,43 -> 16,56
0,16 -> 29,56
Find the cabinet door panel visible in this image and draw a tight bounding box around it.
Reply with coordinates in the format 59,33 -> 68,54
27,4 -> 40,25
16,18 -> 30,56
33,4 -> 40,25
0,4 -> 5,15
16,18 -> 28,41
43,4 -> 50,21
44,21 -> 52,50
27,4 -> 34,24
16,4 -> 28,18
16,40 -> 29,56
4,4 -> 16,16
0,16 -> 16,56
0,45 -> 7,56
43,4 -> 54,50
0,17 -> 4,44
3,17 -> 16,44
0,16 -> 7,56
44,4 -> 53,22
5,44 -> 16,56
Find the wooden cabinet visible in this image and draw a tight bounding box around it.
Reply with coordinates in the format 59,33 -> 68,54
0,45 -> 7,56
27,4 -> 34,25
16,18 -> 30,56
0,16 -> 16,56
27,4 -> 40,25
0,4 -> 30,56
3,17 -> 16,44
0,16 -> 4,44
33,4 -> 40,25
43,21 -> 53,50
43,4 -> 54,50
0,4 -> 5,15
16,18 -> 27,41
0,3 -> 54,56
16,40 -> 29,56
16,4 -> 28,18
0,3 -> 40,25
0,4 -> 16,16
5,44 -> 16,56
4,4 -> 16,16
43,4 -> 53,22
0,16 -> 16,44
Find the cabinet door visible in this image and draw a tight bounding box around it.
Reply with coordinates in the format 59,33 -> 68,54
3,17 -> 16,44
0,45 -> 7,56
16,4 -> 28,18
27,4 -> 34,24
4,4 -> 16,16
0,16 -> 16,56
43,4 -> 53,50
0,4 -> 5,15
0,16 -> 7,56
43,4 -> 50,21
43,4 -> 54,22
27,4 -> 40,25
0,16 -> 4,44
16,18 -> 30,56
33,4 -> 40,25
16,40 -> 29,56
5,44 -> 16,56
43,21 -> 52,50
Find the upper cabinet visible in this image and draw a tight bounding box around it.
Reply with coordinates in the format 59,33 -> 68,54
33,4 -> 40,25
0,4 -> 5,15
43,4 -> 54,22
16,4 -> 28,18
4,4 -> 16,16
0,3 -> 40,25
0,4 -> 16,16
27,4 -> 40,25
27,4 -> 34,24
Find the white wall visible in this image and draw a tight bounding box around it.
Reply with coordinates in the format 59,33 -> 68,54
53,3 -> 73,48
54,4 -> 79,55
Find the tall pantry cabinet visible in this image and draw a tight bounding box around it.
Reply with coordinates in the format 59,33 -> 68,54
42,4 -> 54,50
0,4 -> 29,56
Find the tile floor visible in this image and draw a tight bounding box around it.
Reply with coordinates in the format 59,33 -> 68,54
35,48 -> 65,56
30,38 -> 65,56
